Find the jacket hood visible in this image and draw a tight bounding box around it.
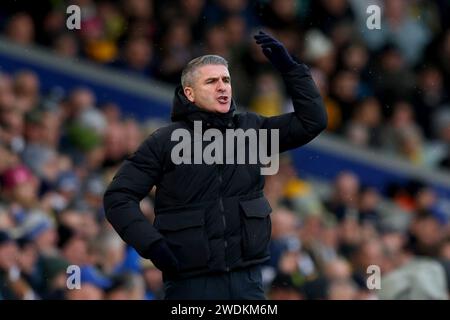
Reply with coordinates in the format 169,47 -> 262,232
171,85 -> 236,129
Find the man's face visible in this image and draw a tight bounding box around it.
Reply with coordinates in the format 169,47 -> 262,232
0,241 -> 18,270
184,64 -> 232,113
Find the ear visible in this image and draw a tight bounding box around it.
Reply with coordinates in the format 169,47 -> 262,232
183,87 -> 195,103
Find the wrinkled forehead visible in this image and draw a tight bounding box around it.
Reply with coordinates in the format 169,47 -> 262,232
194,64 -> 230,81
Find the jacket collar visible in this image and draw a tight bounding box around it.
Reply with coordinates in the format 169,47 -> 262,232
171,85 -> 236,130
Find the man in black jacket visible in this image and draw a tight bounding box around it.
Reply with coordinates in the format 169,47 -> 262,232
103,31 -> 327,299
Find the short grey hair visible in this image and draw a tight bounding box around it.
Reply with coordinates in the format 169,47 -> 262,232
181,55 -> 228,88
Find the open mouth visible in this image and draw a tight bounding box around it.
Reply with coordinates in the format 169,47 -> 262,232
217,96 -> 229,104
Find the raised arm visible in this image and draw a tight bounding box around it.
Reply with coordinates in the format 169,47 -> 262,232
254,31 -> 328,152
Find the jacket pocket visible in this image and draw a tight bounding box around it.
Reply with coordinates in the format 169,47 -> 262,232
239,196 -> 272,260
154,210 -> 210,272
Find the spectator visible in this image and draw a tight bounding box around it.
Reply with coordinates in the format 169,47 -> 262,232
110,36 -> 155,77
65,265 -> 111,300
362,0 -> 431,66
13,71 -> 40,113
325,171 -> 360,222
379,236 -> 449,299
156,20 -> 193,84
413,65 -> 449,139
1,165 -> 40,211
381,101 -> 425,164
51,33 -> 80,58
4,13 -> 35,46
345,97 -> 382,148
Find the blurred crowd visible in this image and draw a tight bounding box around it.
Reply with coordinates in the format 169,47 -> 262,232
263,158 -> 450,299
2,0 -> 450,168
0,0 -> 450,300
0,79 -> 165,299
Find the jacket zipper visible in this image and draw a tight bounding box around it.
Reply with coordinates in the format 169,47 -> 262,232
217,164 -> 230,271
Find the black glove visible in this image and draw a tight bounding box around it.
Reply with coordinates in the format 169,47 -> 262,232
254,31 -> 298,73
146,239 -> 179,273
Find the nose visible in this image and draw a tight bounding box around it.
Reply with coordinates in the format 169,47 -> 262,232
217,79 -> 226,92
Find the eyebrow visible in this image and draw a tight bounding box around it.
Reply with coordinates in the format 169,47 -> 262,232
205,75 -> 231,82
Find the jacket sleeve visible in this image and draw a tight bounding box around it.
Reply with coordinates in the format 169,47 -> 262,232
260,63 -> 328,153
103,131 -> 164,258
